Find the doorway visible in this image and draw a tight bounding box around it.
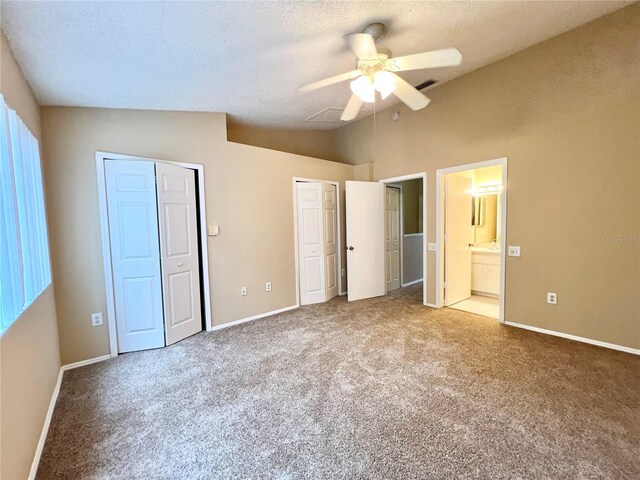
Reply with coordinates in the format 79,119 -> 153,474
343,174 -> 427,304
436,158 -> 507,322
293,179 -> 342,306
383,176 -> 426,295
380,174 -> 427,304
96,152 -> 212,357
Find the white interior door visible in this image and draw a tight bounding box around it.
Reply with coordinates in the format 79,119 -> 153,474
297,182 -> 325,305
445,174 -> 472,305
322,183 -> 339,301
105,160 -> 165,353
346,181 -> 385,301
385,186 -> 401,291
156,163 -> 202,346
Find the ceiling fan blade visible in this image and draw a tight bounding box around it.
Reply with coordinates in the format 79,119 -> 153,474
345,33 -> 378,60
391,73 -> 431,111
340,94 -> 363,121
391,48 -> 462,72
299,70 -> 361,93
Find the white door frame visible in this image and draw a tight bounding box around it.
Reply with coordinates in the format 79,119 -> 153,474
435,157 -> 507,323
292,178 -> 344,307
96,151 -> 213,358
379,173 -> 427,306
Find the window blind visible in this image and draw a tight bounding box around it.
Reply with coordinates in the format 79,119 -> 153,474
0,94 -> 51,334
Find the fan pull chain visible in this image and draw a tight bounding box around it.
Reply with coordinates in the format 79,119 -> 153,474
373,95 -> 376,137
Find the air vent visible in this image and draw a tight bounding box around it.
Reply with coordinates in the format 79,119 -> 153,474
415,79 -> 438,91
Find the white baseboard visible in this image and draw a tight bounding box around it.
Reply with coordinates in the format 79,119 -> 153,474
426,303 -> 439,308
210,305 -> 298,332
28,369 -> 62,480
402,278 -> 424,287
61,354 -> 111,371
29,354 -> 111,479
505,321 -> 640,355
339,291 -> 347,296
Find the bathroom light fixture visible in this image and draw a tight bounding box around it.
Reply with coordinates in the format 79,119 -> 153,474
475,184 -> 503,195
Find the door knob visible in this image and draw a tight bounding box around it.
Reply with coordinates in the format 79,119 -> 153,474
348,246 -> 354,251
178,262 -> 184,267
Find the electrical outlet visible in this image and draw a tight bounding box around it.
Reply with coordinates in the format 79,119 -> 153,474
342,269 -> 346,276
508,246 -> 521,257
547,292 -> 557,305
265,282 -> 272,292
241,287 -> 247,296
91,312 -> 103,327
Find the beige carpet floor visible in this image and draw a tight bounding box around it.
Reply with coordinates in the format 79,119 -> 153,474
37,284 -> 640,479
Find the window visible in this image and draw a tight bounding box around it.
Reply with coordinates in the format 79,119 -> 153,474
0,94 -> 51,334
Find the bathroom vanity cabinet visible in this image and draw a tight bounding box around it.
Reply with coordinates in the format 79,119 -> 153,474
471,250 -> 500,296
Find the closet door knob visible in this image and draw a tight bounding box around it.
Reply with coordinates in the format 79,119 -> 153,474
178,262 -> 184,267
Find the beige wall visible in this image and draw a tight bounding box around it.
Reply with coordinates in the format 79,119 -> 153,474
0,31 -> 61,480
227,124 -> 339,162
475,165 -> 501,187
353,162 -> 373,181
40,107 -> 353,364
400,178 -> 422,234
335,5 -> 640,349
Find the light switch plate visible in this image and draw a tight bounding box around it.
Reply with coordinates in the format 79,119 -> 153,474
508,246 -> 521,257
428,243 -> 437,252
208,225 -> 219,236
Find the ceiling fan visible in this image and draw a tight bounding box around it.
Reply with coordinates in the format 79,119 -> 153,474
299,23 -> 463,121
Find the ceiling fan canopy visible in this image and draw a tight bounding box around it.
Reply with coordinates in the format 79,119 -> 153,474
299,23 -> 463,121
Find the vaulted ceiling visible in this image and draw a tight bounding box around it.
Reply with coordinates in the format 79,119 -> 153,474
1,1 -> 631,129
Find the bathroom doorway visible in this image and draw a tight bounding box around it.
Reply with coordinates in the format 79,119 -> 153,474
436,158 -> 507,321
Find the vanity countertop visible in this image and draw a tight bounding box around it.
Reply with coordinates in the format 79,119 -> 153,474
471,247 -> 501,254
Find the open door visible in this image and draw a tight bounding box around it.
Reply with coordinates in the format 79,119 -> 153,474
156,163 -> 202,346
445,174 -> 472,305
385,186 -> 401,291
346,181 -> 385,301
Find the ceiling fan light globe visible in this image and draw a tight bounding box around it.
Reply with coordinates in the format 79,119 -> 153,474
374,71 -> 396,100
350,76 -> 375,103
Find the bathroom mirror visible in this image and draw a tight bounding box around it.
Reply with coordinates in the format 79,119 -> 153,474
472,194 -> 500,244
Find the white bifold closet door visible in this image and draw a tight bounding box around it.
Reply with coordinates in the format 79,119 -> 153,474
105,160 -> 165,352
105,160 -> 201,353
156,163 -> 202,346
297,182 -> 338,305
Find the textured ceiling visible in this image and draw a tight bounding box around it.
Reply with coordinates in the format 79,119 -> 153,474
0,1 -> 632,130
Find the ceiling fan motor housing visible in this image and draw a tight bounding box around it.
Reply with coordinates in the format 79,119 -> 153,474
363,22 -> 387,40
